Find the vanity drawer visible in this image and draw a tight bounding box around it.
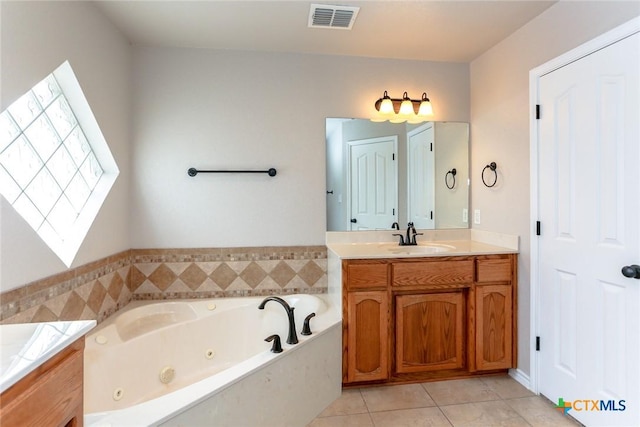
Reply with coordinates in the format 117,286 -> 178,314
345,261 -> 388,290
476,258 -> 513,283
392,260 -> 474,286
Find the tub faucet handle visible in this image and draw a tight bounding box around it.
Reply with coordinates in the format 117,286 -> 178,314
265,334 -> 283,353
301,312 -> 316,336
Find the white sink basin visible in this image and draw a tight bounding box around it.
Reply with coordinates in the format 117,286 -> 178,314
380,243 -> 455,255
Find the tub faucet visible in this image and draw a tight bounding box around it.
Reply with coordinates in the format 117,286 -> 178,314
258,296 -> 299,345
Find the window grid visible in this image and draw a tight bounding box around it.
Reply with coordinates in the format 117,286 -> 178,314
0,74 -> 104,241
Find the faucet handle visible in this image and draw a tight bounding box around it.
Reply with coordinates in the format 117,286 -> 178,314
265,334 -> 283,353
411,232 -> 424,245
392,233 -> 405,246
301,312 -> 316,335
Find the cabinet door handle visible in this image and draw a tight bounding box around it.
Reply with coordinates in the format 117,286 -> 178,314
350,218 -> 357,223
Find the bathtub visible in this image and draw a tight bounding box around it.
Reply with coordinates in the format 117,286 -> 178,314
84,294 -> 342,426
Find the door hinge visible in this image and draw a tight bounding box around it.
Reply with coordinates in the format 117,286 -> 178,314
536,221 -> 541,236
536,336 -> 541,351
535,104 -> 541,120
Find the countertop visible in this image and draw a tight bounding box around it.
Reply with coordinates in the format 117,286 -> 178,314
0,320 -> 96,393
327,240 -> 517,259
326,229 -> 519,259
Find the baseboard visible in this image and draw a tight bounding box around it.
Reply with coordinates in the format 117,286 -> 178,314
509,368 -> 532,391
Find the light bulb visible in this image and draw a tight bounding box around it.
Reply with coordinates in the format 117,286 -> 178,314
418,93 -> 433,116
399,92 -> 414,116
380,98 -> 394,115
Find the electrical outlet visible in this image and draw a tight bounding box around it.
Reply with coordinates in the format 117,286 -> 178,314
462,208 -> 468,223
474,209 -> 481,224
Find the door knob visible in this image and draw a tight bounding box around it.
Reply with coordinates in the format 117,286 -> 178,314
350,218 -> 357,223
621,265 -> 640,279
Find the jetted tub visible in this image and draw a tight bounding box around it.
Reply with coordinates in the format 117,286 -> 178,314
84,294 -> 342,426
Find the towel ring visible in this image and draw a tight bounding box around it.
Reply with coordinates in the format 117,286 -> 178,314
445,168 -> 457,189
482,162 -> 498,187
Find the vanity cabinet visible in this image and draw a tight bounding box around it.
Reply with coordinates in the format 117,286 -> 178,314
473,257 -> 515,371
0,337 -> 85,426
395,292 -> 464,373
346,291 -> 389,382
342,254 -> 517,385
343,260 -> 389,383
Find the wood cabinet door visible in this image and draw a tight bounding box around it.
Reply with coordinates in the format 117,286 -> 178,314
395,292 -> 464,373
475,284 -> 513,370
346,291 -> 389,383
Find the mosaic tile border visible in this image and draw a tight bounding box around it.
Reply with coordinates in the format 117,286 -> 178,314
131,246 -> 327,263
0,250 -> 131,324
0,246 -> 328,324
133,287 -> 328,301
130,246 -> 328,297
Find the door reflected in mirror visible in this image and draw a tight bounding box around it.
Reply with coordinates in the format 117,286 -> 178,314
326,119 -> 469,231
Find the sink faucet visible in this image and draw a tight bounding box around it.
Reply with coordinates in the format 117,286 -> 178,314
393,222 -> 423,246
391,222 -> 400,230
406,222 -> 414,245
258,296 -> 298,344
407,222 -> 424,245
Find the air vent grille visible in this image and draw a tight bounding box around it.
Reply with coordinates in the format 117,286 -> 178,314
309,4 -> 360,30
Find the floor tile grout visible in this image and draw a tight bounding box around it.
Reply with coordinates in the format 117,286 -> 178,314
309,375 -> 585,427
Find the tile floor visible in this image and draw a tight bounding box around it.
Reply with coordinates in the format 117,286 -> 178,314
308,375 -> 582,427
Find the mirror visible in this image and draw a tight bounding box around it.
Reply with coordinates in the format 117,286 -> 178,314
326,119 -> 469,231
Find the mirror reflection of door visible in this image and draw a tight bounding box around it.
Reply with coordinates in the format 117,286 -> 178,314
407,124 -> 435,229
348,136 -> 398,230
325,118 -> 469,232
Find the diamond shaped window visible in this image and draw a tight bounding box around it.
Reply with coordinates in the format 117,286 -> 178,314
0,61 -> 119,267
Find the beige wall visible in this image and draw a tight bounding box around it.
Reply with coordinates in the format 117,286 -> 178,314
434,122 -> 469,229
130,48 -> 469,248
0,1 -> 132,291
470,1 -> 640,378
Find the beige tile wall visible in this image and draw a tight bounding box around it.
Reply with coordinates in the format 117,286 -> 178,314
0,251 -> 132,324
0,246 -> 328,324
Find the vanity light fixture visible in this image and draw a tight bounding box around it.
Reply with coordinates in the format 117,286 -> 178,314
371,91 -> 433,123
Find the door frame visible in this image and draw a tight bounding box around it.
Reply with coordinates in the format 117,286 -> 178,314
529,16 -> 640,394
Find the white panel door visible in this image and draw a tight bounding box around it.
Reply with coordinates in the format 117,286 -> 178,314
537,32 -> 639,426
348,137 -> 397,230
407,124 -> 435,229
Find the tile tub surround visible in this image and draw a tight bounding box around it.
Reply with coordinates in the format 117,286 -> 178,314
130,246 -> 327,299
0,246 -> 328,324
0,251 -> 132,325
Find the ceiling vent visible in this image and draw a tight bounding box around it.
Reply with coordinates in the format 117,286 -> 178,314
308,4 -> 360,30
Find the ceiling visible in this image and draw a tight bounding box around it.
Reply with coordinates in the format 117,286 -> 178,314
94,1 -> 556,63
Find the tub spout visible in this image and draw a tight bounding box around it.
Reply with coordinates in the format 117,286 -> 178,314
258,296 -> 299,345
